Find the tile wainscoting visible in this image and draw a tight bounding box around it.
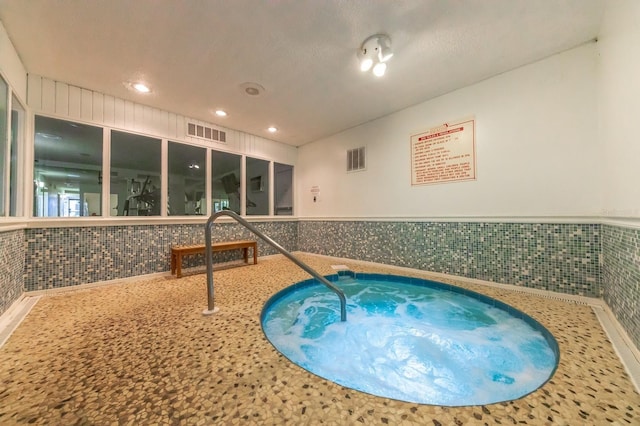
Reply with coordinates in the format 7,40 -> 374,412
0,229 -> 25,315
22,221 -> 298,292
298,221 -> 602,297
603,224 -> 640,351
2,219 -> 638,352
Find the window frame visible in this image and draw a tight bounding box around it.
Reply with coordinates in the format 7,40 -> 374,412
27,113 -> 293,222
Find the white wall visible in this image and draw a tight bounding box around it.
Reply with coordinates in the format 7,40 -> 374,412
0,21 -> 27,101
598,0 -> 640,219
298,43 -> 601,219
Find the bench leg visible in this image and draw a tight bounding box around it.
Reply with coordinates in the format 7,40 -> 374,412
171,253 -> 176,275
253,244 -> 258,264
176,254 -> 183,278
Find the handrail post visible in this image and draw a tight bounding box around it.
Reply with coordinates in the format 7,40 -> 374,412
203,211 -> 219,315
203,210 -> 347,321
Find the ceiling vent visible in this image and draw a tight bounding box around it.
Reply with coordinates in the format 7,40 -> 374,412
187,122 -> 226,143
347,147 -> 366,172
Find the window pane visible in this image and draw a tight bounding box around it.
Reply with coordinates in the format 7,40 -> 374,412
110,130 -> 161,216
10,95 -> 24,216
168,142 -> 206,215
0,76 -> 7,216
246,157 -> 269,215
33,116 -> 103,217
274,163 -> 293,215
211,150 -> 241,214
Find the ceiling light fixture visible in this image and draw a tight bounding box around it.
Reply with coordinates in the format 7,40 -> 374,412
358,34 -> 393,77
215,110 -> 227,117
372,62 -> 387,77
267,126 -> 277,133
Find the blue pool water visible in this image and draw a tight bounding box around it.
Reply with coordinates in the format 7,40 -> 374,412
261,273 -> 559,406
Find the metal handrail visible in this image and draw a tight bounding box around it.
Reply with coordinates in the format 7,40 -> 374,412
204,210 -> 347,321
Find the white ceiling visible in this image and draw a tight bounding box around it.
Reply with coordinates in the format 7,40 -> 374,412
0,0 -> 604,146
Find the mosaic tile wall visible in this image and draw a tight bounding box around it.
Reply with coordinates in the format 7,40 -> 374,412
13,220 -> 640,354
298,221 -> 602,297
23,221 -> 298,291
603,224 -> 640,350
0,229 -> 25,316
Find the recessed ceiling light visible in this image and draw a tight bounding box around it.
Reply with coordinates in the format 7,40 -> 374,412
267,126 -> 277,133
132,83 -> 151,93
124,81 -> 152,93
215,110 -> 227,117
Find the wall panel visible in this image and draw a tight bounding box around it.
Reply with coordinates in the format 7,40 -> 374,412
103,95 -> 115,125
92,92 -> 104,122
133,103 -> 144,131
81,88 -> 93,120
297,43 -> 599,218
0,21 -> 28,100
27,75 -> 297,165
68,85 -> 81,118
54,81 -> 69,115
124,100 -> 135,129
41,78 -> 56,113
175,114 -> 185,140
27,74 -> 42,110
113,97 -> 125,127
598,0 -> 640,218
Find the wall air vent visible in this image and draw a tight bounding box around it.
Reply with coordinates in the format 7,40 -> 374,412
347,147 -> 366,172
187,122 -> 226,143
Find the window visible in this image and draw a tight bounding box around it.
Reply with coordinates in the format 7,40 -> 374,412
110,131 -> 161,216
0,76 -> 7,216
211,150 -> 241,214
168,142 -> 206,215
33,116 -> 103,217
10,95 -> 25,216
274,163 -> 293,215
245,157 -> 269,215
28,114 -> 287,219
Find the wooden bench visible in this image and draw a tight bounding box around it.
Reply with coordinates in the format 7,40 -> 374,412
170,240 -> 257,278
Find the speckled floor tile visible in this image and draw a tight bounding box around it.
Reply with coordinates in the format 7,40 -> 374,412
0,254 -> 638,425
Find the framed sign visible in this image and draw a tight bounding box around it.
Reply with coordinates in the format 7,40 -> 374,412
410,117 -> 476,185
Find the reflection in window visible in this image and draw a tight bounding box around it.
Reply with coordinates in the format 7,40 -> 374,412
10,95 -> 25,216
211,150 -> 241,214
274,163 -> 293,215
168,142 -> 206,215
110,131 -> 161,216
0,76 -> 7,216
33,116 -> 103,217
246,157 -> 270,215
